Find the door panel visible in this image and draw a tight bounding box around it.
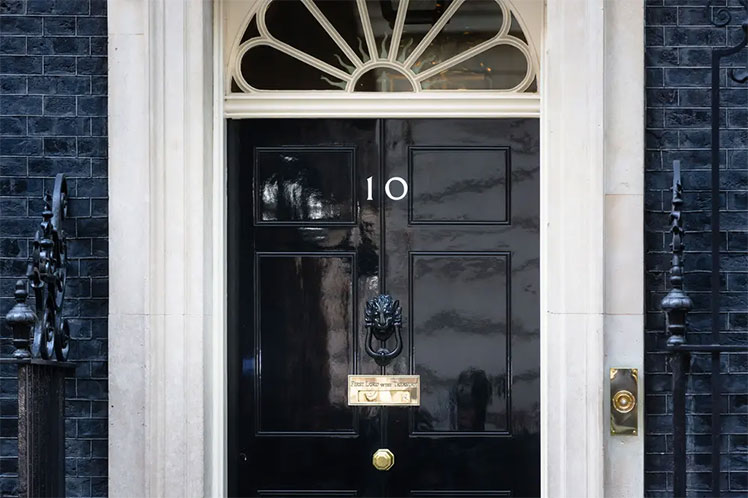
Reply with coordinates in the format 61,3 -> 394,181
256,252 -> 355,434
228,119 -> 383,497
383,119 -> 540,497
408,147 -> 510,224
228,119 -> 540,497
409,252 -> 510,434
255,147 -> 356,224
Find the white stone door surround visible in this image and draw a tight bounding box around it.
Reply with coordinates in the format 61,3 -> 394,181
107,0 -> 645,496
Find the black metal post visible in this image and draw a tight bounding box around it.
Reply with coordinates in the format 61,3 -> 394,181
16,359 -> 75,497
671,352 -> 688,497
709,46 -> 721,496
707,15 -> 748,494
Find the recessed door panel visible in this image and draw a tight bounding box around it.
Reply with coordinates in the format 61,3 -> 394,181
255,147 -> 356,224
410,252 -> 510,434
256,253 -> 355,434
228,119 -> 539,497
409,147 -> 510,224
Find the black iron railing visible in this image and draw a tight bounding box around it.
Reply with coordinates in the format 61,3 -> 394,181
3,174 -> 74,498
661,4 -> 748,496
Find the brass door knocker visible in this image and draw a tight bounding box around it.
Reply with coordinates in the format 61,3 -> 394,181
364,294 -> 403,367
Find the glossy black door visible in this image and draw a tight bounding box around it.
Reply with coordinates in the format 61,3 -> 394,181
228,119 -> 540,497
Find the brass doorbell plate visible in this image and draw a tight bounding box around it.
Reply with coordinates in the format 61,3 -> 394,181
610,368 -> 638,435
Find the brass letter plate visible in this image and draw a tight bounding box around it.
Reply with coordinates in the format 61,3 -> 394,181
347,375 -> 420,406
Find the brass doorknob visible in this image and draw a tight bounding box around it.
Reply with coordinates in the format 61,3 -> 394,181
372,448 -> 394,471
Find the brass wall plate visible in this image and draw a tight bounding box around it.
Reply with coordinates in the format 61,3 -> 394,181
610,368 -> 638,436
348,375 -> 420,406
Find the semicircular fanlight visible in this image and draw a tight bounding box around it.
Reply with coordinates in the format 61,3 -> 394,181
229,0 -> 537,93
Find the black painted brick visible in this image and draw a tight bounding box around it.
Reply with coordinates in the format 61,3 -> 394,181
43,16 -> 75,36
43,55 -> 77,75
0,37 -> 26,54
76,57 -> 105,76
646,2 -> 748,496
0,1 -> 107,497
27,75 -> 90,95
0,55 -> 41,74
27,37 -> 90,56
26,0 -> 89,16
0,76 -> 25,94
0,16 -> 41,36
0,1 -> 25,15
43,95 -> 75,116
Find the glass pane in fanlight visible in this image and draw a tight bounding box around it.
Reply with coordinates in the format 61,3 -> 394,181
315,0 -> 374,63
264,0 -> 356,73
320,0 -> 412,61
354,67 -> 414,92
509,14 -> 527,43
411,0 -> 503,74
240,18 -> 260,45
395,0 -> 451,63
241,45 -> 347,90
365,0 -> 396,59
421,43 -> 528,90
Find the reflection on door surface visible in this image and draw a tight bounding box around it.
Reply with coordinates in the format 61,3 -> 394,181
228,119 -> 540,497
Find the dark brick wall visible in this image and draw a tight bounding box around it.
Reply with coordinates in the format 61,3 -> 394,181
646,1 -> 748,496
0,0 -> 107,496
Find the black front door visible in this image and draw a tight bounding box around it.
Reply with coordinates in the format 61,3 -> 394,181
228,119 -> 540,497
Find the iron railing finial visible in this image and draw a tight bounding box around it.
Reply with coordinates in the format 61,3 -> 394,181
661,160 -> 693,347
662,160 -> 692,498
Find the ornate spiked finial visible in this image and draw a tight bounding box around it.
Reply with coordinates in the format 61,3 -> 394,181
661,161 -> 693,347
5,174 -> 70,362
6,280 -> 36,359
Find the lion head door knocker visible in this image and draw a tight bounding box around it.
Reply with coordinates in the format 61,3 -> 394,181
364,294 -> 403,367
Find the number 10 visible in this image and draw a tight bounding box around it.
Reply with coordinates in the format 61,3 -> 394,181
366,176 -> 408,201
